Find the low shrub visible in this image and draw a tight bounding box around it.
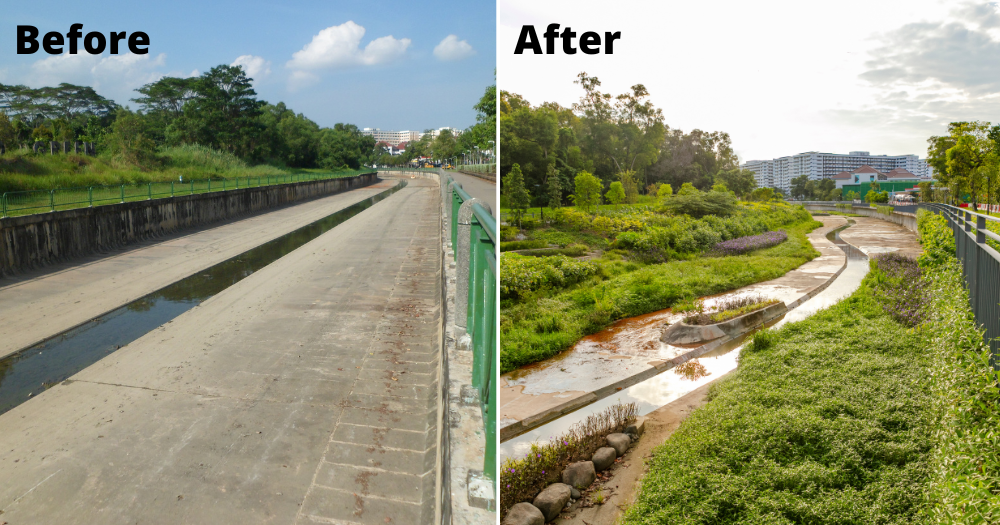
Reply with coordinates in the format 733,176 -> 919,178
500,253 -> 600,299
500,225 -> 520,242
499,402 -> 637,519
710,230 -> 787,256
916,209 -> 955,269
683,295 -> 778,325
500,239 -> 547,252
868,253 -> 927,326
877,205 -> 895,216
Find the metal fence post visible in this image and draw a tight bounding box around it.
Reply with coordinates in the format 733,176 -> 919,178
171,182 -> 174,197
49,190 -> 54,211
455,199 -> 492,332
88,187 -> 93,207
148,182 -> 152,200
2,193 -> 6,217
120,185 -> 125,203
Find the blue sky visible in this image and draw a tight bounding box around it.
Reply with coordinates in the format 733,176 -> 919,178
1,0 -> 495,131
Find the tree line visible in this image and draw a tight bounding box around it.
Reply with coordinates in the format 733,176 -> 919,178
926,121 -> 1000,208
0,65 -> 497,172
499,72 -> 758,206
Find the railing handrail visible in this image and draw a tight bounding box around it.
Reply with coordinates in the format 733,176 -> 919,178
1,169 -> 376,218
472,203 -> 496,244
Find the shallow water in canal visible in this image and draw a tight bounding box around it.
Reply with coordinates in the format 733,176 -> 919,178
0,180 -> 406,415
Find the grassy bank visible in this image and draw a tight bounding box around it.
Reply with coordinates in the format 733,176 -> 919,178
0,144 -> 348,193
621,258 -> 934,524
500,216 -> 822,373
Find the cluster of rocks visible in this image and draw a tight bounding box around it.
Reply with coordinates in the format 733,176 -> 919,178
0,141 -> 96,156
503,418 -> 645,525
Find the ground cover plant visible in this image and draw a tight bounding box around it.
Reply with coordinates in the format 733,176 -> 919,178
711,231 -> 788,256
620,260 -> 935,524
683,295 -> 779,325
499,402 -> 638,520
916,209 -> 1000,522
500,200 -> 822,373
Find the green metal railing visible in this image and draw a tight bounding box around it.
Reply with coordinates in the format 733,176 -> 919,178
1,169 -> 375,218
452,163 -> 496,174
446,173 -> 497,482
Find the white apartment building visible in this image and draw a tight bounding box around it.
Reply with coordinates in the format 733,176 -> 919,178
741,151 -> 935,194
360,127 -> 462,146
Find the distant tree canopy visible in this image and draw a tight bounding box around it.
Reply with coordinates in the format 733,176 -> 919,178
500,72 -> 753,206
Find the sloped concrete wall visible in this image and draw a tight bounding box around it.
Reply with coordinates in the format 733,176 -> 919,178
0,173 -> 378,277
805,204 -> 917,232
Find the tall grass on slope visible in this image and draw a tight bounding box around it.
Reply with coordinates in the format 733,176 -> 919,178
917,209 -> 1000,522
621,272 -> 933,524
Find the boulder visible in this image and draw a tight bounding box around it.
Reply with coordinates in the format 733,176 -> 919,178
591,446 -> 617,471
607,433 -> 631,456
502,502 -> 544,525
625,416 -> 646,438
532,483 -> 572,522
561,461 -> 596,489
570,487 -> 581,499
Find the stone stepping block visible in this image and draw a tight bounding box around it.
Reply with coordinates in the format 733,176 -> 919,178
502,502 -> 544,525
607,433 -> 631,456
561,460 -> 596,489
532,482 -> 572,522
592,446 -> 617,471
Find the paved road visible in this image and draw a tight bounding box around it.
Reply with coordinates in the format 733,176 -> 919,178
0,175 -> 444,524
0,179 -> 397,360
446,171 -> 496,216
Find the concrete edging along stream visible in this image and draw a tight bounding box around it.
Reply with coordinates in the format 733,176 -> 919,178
0,173 -> 378,277
500,217 -> 861,443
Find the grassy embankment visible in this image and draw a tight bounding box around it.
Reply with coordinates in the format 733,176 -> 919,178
0,145 -> 368,216
620,210 -> 1000,523
500,200 -> 823,374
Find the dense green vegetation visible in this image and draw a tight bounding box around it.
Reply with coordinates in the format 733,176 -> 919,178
0,66 -> 496,192
499,73 -> 762,206
917,210 -> 1000,521
499,197 -> 821,373
621,258 -> 934,524
619,209 -> 1000,523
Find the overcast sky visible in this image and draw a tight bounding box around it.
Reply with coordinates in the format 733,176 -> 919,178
0,0 -> 496,131
498,0 -> 1000,163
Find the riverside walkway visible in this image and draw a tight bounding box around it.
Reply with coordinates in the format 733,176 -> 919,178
0,175 -> 446,523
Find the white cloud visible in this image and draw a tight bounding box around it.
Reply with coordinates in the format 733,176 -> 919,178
433,35 -> 476,61
286,21 -> 410,70
231,55 -> 271,80
27,52 -> 168,105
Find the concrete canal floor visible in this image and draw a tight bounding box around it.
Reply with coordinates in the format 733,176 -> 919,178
0,178 -> 400,361
0,176 -> 446,524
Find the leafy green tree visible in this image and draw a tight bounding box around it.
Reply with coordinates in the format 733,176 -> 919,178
677,182 -> 699,196
606,181 -> 626,208
711,182 -> 730,193
104,109 -> 158,168
503,163 -> 532,226
318,123 -> 375,170
656,183 -> 673,203
750,187 -> 774,202
714,168 -> 757,198
545,166 -> 562,209
918,181 -> 933,202
572,170 -> 603,213
618,170 -> 639,204
790,175 -> 811,200
168,65 -> 265,159
846,190 -> 859,201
